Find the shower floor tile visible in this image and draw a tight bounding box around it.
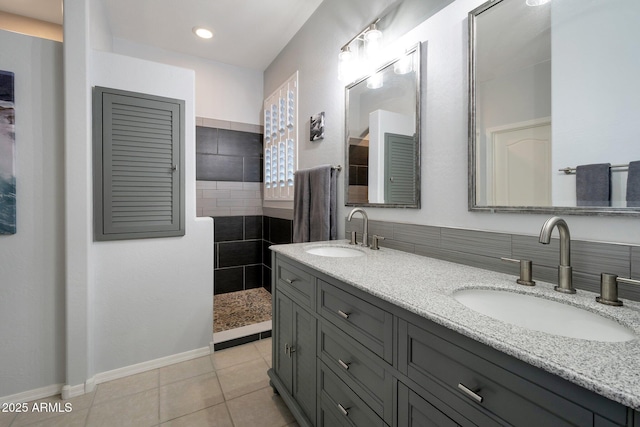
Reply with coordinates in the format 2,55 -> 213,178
214,288 -> 272,333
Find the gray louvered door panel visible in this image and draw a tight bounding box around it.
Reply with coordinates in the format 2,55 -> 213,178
384,132 -> 416,204
102,93 -> 181,236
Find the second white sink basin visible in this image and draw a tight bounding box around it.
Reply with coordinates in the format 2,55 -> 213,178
453,289 -> 636,342
305,246 -> 365,258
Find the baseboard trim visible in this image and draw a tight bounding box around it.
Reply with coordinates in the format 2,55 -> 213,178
61,383 -> 86,400
1,346 -> 212,404
94,346 -> 212,385
0,383 -> 63,405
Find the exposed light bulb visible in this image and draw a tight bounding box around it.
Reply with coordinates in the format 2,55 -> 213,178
394,55 -> 413,74
192,27 -> 213,39
367,72 -> 383,89
338,48 -> 353,81
364,27 -> 383,59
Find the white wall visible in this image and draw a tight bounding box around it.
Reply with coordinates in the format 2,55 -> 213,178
113,38 -> 263,125
552,0 -> 640,207
264,0 -> 640,245
0,30 -> 65,397
90,51 -> 214,374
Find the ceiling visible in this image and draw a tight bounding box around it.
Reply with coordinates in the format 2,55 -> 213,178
0,0 -> 324,71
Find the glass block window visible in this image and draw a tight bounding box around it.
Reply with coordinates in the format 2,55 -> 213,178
264,72 -> 298,201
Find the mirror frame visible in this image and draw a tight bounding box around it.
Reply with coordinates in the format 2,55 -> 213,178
345,42 -> 421,209
468,0 -> 640,217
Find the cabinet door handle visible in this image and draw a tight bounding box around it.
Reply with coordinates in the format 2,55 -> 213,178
458,383 -> 483,403
338,359 -> 350,370
337,403 -> 349,416
338,310 -> 350,319
284,343 -> 296,357
284,278 -> 296,284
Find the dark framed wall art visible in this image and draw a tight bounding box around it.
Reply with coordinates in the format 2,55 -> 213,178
0,70 -> 15,235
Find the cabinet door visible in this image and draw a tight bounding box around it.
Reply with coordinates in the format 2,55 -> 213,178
293,304 -> 317,422
274,291 -> 294,394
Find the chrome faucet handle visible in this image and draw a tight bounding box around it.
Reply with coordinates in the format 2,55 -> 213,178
349,231 -> 357,245
371,235 -> 385,250
597,274 -> 640,307
501,257 -> 536,286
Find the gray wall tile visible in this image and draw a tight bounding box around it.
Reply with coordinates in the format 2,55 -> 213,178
218,129 -> 262,157
197,155 -> 243,181
243,157 -> 263,182
572,241 -> 630,277
196,126 -> 218,154
380,239 -> 415,253
393,223 -> 440,248
631,247 -> 640,278
441,228 -> 511,258
368,220 -> 393,239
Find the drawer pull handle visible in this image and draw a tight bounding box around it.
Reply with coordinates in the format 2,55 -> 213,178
338,310 -> 350,319
458,383 -> 483,404
284,278 -> 296,284
337,403 -> 349,416
338,359 -> 350,370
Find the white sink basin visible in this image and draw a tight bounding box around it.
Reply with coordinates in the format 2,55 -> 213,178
305,246 -> 365,258
453,289 -> 636,342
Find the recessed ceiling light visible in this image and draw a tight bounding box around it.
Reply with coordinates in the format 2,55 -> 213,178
526,0 -> 551,6
193,27 -> 213,39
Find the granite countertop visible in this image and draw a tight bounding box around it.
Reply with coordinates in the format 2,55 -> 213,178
270,240 -> 640,410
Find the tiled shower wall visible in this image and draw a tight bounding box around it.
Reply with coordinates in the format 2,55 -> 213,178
345,218 -> 640,302
195,118 -> 295,295
196,118 -> 265,295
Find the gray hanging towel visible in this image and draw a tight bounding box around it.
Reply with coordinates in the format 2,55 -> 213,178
292,168 -> 311,243
293,165 -> 337,243
627,161 -> 640,207
576,163 -> 611,207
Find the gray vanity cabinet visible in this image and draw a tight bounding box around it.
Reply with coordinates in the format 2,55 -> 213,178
271,258 -> 317,426
268,253 -> 635,427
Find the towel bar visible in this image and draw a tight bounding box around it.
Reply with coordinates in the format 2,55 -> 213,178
559,164 -> 628,175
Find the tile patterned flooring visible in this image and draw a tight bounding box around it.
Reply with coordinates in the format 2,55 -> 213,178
0,338 -> 297,427
213,288 -> 272,333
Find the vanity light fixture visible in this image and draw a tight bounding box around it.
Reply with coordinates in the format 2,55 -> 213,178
192,26 -> 213,39
338,18 -> 383,82
525,0 -> 551,6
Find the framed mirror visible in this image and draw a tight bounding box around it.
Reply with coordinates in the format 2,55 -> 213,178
345,43 -> 421,208
469,0 -> 640,216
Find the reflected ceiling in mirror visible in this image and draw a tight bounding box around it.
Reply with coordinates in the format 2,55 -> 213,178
345,43 -> 421,208
469,0 -> 640,216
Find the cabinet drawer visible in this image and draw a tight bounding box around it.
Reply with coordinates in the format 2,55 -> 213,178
398,382 -> 460,427
319,321 -> 393,423
318,360 -> 388,427
400,321 -> 593,427
276,259 -> 315,309
318,280 -> 393,363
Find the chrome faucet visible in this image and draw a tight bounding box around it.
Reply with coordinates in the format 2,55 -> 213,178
539,216 -> 575,294
347,207 -> 369,247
